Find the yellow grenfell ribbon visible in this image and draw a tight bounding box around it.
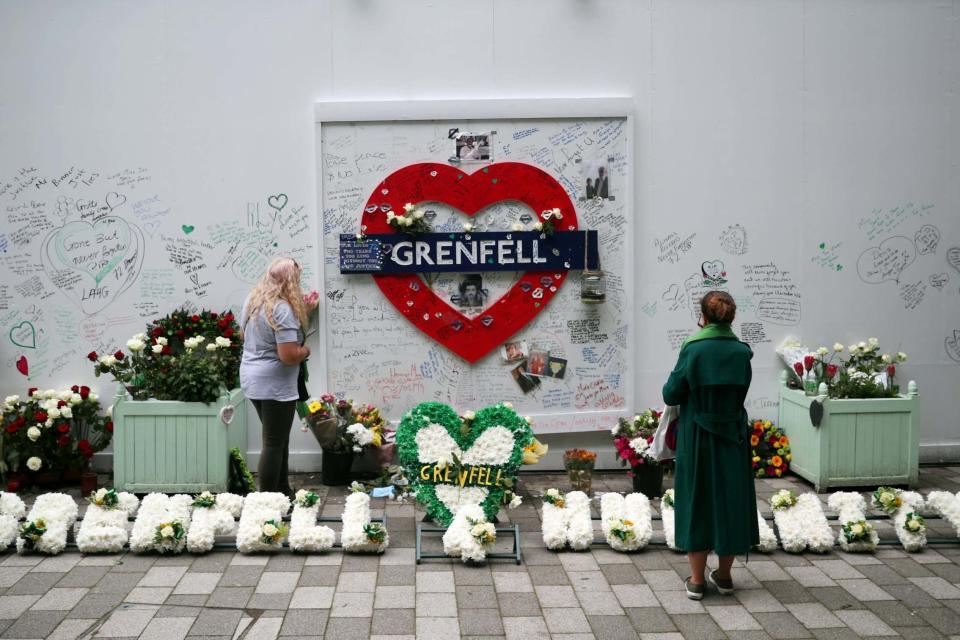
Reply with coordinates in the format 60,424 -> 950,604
419,463 -> 504,488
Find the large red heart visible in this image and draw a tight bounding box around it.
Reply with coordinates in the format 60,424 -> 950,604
15,355 -> 28,377
361,162 -> 577,363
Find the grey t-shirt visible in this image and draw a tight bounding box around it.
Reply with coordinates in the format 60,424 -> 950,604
239,297 -> 301,401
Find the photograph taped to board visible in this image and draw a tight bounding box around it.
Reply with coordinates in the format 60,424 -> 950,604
527,348 -> 549,377
449,130 -> 493,164
577,155 -> 615,201
510,362 -> 540,394
500,340 -> 529,363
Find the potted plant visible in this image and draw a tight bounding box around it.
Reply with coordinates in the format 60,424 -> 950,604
563,448 -> 597,494
301,395 -> 383,486
612,409 -> 666,497
93,308 -> 247,493
1,387 -> 112,491
778,338 -> 918,491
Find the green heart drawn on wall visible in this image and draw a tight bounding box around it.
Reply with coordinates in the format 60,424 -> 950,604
182,225 -> 195,234
396,402 -> 533,527
8,321 -> 36,349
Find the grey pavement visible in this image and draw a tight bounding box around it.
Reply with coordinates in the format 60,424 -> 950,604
0,467 -> 959,639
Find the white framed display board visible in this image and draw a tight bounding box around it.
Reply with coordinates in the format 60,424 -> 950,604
314,98 -> 636,434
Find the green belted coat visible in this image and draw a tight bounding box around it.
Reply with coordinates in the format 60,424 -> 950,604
662,324 -> 759,556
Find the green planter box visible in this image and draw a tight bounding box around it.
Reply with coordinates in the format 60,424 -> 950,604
778,374 -> 919,492
112,388 -> 247,493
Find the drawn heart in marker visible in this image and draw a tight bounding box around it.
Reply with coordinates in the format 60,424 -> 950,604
539,276 -> 553,287
9,321 -> 36,349
364,204 -> 378,214
15,356 -> 28,377
267,193 -> 288,212
41,216 -> 145,316
143,221 -> 161,237
519,282 -> 533,292
532,288 -> 544,299
480,315 -> 494,327
947,247 -> 960,273
361,162 -> 576,363
105,192 -> 126,210
181,225 -> 194,235
702,260 -> 725,280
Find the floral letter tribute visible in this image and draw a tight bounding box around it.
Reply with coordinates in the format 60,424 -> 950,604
660,490 -> 678,551
828,492 -> 878,553
130,494 -> 193,554
872,487 -> 927,552
541,489 -> 593,550
236,493 -> 291,554
17,493 -> 78,555
341,491 -> 388,553
770,490 -> 833,553
396,401 -> 533,527
0,492 -> 27,550
187,492 -> 244,554
288,490 -> 335,553
925,491 -> 960,539
600,492 -> 653,552
77,489 -> 140,553
755,509 -> 778,553
442,504 -> 496,562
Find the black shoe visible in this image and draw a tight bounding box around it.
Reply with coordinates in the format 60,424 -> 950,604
685,577 -> 705,600
708,569 -> 734,595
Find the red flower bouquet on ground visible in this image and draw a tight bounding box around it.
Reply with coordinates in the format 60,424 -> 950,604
611,409 -> 663,474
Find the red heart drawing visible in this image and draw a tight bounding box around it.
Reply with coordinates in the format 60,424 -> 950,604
361,162 -> 578,363
15,355 -> 28,376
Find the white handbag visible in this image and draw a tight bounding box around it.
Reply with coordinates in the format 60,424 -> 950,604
650,405 -> 679,461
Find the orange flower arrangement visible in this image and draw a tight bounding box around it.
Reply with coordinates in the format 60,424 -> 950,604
563,448 -> 597,471
751,419 -> 791,478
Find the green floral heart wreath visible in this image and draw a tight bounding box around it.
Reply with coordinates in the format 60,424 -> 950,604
396,401 -> 533,527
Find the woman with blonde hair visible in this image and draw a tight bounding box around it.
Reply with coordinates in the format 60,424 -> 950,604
240,257 -> 312,494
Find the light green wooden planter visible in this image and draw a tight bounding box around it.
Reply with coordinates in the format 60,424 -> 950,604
778,373 -> 919,492
112,387 -> 247,493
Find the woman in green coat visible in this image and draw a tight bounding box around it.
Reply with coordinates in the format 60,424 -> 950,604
662,291 -> 759,600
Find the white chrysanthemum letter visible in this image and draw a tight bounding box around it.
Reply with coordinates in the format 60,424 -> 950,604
236,492 -> 291,554
288,491 -> 335,553
341,492 -> 389,553
17,493 -> 78,555
77,491 -> 140,553
828,492 -> 878,553
187,493 -> 244,554
0,492 -> 27,551
600,493 -> 652,552
130,494 -> 194,554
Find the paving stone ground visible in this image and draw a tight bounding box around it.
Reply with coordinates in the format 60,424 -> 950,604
1,467 -> 959,639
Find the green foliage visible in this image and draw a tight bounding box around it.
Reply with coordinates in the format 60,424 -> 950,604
92,308 -> 241,404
